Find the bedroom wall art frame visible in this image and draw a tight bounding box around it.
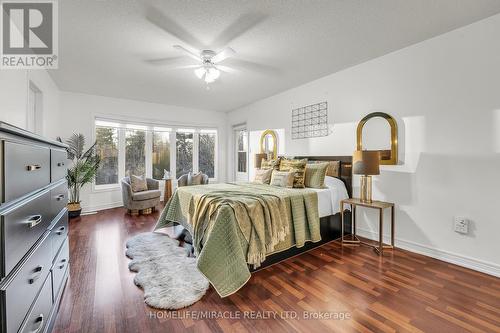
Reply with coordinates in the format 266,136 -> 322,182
291,101 -> 328,139
356,112 -> 398,165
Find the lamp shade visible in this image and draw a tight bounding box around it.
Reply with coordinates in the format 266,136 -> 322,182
254,153 -> 268,169
352,150 -> 380,175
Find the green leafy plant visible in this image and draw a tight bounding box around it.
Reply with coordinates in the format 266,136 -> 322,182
58,134 -> 101,205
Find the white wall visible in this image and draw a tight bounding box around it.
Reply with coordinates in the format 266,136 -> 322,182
58,92 -> 227,213
0,70 -> 60,137
227,14 -> 500,276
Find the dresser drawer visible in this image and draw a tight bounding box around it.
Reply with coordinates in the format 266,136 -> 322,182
19,274 -> 53,333
2,141 -> 50,203
52,239 -> 69,301
51,148 -> 68,182
1,233 -> 52,333
1,190 -> 52,276
48,210 -> 68,262
50,181 -> 67,223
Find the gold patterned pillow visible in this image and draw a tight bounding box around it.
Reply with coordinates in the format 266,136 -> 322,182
305,162 -> 329,188
279,158 -> 307,188
310,160 -> 340,178
261,157 -> 281,170
253,169 -> 273,184
270,170 -> 294,188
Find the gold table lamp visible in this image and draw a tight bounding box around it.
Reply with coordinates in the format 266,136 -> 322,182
353,150 -> 380,203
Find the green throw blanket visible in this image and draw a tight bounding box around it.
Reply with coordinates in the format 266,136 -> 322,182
155,182 -> 320,297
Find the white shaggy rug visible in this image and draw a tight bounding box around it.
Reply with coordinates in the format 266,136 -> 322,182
125,232 -> 209,309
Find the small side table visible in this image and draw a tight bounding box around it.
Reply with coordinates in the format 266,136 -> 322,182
163,178 -> 172,202
340,198 -> 395,255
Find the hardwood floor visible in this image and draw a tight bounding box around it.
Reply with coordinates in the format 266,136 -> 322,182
53,206 -> 500,333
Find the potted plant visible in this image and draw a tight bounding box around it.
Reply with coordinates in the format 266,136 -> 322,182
58,134 -> 100,218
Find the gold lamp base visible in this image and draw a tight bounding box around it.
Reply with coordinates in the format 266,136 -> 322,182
360,175 -> 373,203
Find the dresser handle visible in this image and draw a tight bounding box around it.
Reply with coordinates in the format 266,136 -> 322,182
56,194 -> 65,201
27,215 -> 42,228
57,162 -> 65,167
56,226 -> 66,235
31,314 -> 44,333
26,164 -> 42,171
28,265 -> 44,284
58,259 -> 67,269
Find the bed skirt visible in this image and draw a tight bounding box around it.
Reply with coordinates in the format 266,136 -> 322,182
250,209 -> 352,271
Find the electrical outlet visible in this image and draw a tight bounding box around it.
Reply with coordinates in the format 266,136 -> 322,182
454,217 -> 469,234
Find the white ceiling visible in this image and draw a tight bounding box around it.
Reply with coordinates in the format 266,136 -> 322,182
50,0 -> 500,112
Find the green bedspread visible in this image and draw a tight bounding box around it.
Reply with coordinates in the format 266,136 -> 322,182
155,182 -> 320,297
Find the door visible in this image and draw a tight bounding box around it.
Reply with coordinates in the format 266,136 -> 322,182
234,126 -> 248,182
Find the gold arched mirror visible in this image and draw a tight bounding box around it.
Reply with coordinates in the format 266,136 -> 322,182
356,112 -> 398,165
259,129 -> 278,159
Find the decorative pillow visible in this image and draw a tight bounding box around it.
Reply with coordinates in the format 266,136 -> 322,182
279,158 -> 307,188
261,157 -> 281,170
188,172 -> 203,185
130,175 -> 148,192
270,170 -> 294,188
310,160 -> 340,178
253,169 -> 273,184
305,162 -> 329,188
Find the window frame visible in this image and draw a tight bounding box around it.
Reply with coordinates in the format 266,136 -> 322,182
198,129 -> 217,179
92,118 -> 218,192
94,124 -> 120,188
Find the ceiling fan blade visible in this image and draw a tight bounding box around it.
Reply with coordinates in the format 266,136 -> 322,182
173,45 -> 200,61
144,56 -> 190,66
212,47 -> 236,64
225,59 -> 281,76
217,65 -> 238,73
144,56 -> 200,70
211,12 -> 267,48
163,64 -> 200,71
146,5 -> 204,50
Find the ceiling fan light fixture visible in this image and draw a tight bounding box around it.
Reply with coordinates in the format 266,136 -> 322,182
205,67 -> 220,82
194,67 -> 206,79
194,66 -> 220,83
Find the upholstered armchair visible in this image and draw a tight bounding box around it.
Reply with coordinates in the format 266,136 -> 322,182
177,173 -> 209,187
121,177 -> 161,215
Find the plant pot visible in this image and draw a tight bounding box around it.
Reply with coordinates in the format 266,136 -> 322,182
67,202 -> 82,219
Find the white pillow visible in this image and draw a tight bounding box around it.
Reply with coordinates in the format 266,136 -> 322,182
270,170 -> 294,188
324,176 -> 345,189
324,176 -> 350,213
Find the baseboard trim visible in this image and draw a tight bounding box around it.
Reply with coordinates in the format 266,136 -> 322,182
81,201 -> 123,213
356,228 -> 500,278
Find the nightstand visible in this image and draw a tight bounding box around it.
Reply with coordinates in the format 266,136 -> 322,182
340,198 -> 395,255
163,178 -> 172,202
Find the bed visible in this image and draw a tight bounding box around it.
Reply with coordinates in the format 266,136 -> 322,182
154,156 -> 353,297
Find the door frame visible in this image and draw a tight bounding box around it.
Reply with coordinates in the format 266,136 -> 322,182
233,124 -> 249,181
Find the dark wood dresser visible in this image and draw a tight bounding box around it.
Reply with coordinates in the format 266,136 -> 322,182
0,122 -> 69,333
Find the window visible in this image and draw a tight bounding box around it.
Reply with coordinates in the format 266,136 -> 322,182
95,126 -> 119,185
199,130 -> 216,178
152,129 -> 171,180
176,130 -> 193,177
93,119 -> 217,190
237,129 -> 247,173
125,128 -> 146,176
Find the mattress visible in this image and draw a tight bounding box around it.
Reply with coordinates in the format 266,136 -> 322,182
310,176 -> 349,217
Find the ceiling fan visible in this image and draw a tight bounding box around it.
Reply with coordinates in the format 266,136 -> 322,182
170,45 -> 237,84
144,6 -> 279,86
